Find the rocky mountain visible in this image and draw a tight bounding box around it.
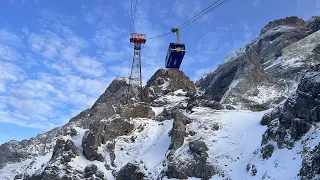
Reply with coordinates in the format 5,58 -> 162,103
0,16 -> 319,180
197,16 -> 320,111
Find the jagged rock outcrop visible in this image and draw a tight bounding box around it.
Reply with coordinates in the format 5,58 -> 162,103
82,115 -> 134,161
29,139 -> 82,180
197,16 -> 320,110
116,163 -> 144,180
261,72 -> 320,149
166,140 -> 217,179
168,110 -> 191,152
143,68 -> 196,102
52,139 -> 79,164
84,164 -> 104,179
300,143 -> 320,180
120,103 -> 155,120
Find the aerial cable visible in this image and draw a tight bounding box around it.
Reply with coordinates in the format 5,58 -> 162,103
179,0 -> 229,29
147,0 -> 229,39
177,0 -> 224,29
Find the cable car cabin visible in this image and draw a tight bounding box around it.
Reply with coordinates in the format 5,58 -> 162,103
165,43 -> 186,69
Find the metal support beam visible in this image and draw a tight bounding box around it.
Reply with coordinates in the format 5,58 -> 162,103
171,28 -> 181,44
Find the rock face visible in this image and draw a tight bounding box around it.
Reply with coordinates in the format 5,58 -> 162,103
29,139 -> 82,180
168,110 -> 191,152
143,68 -> 196,102
261,72 -> 320,149
116,163 -> 144,180
120,103 -> 155,120
82,115 -> 134,161
300,143 -> 320,180
166,140 -> 217,179
197,16 -> 320,110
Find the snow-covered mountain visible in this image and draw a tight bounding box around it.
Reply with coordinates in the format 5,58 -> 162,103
197,16 -> 320,111
0,16 -> 319,180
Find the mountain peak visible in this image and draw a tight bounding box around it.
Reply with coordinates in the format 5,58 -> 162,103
260,16 -> 305,35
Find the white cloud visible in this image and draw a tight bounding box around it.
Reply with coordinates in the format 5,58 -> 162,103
81,3 -> 115,27
0,44 -> 22,61
92,28 -> 117,49
100,50 -> 127,62
0,29 -> 23,47
72,56 -> 105,77
0,110 -> 55,130
172,0 -> 202,19
28,29 -> 88,61
191,66 -> 216,82
0,62 -> 23,92
28,31 -> 64,59
6,96 -> 53,116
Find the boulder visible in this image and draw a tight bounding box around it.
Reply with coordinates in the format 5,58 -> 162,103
116,163 -> 144,180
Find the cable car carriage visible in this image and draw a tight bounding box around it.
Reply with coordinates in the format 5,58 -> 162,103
165,28 -> 186,69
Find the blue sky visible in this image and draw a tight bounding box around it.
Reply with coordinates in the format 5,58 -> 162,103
0,0 -> 319,144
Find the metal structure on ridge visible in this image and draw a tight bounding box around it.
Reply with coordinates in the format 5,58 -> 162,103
127,33 -> 146,101
126,0 -> 229,103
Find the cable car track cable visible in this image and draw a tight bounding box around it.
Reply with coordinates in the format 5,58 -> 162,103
179,0 -> 229,29
147,0 -> 229,39
177,0 -> 224,29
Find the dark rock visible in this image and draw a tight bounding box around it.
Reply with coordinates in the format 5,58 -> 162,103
52,139 -> 79,164
14,173 -> 23,179
260,106 -> 282,126
29,165 -> 61,180
246,164 -> 251,172
262,72 -> 320,148
84,164 -> 104,179
261,144 -> 274,159
187,95 -> 224,111
189,140 -> 209,160
116,163 -> 144,180
83,115 -> 134,161
120,103 -> 155,120
211,123 -> 220,131
189,131 -> 196,136
168,110 -> 191,151
225,105 -> 236,110
251,164 -> 257,176
300,143 -> 320,180
166,140 -> 217,179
